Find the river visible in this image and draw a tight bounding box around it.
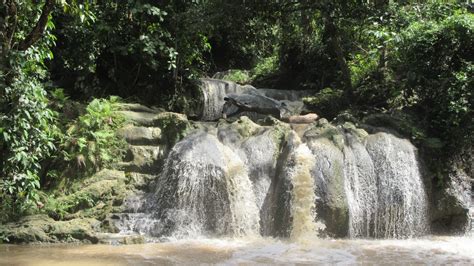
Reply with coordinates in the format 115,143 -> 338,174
1,235 -> 473,265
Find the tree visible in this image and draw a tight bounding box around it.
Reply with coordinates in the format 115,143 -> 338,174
0,0 -> 92,218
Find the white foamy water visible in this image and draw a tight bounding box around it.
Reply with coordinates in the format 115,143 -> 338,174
365,133 -> 430,238
343,131 -> 430,238
153,132 -> 260,238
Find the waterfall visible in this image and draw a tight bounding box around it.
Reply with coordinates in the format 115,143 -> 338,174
344,132 -> 429,238
344,133 -> 378,238
199,79 -> 315,121
285,133 -> 323,240
365,132 -> 429,238
118,83 -> 432,239
154,132 -> 260,238
200,79 -> 254,121
141,129 -> 429,239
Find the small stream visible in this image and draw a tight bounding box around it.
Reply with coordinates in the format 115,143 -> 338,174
1,236 -> 473,265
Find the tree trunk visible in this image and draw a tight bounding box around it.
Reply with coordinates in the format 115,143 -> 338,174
1,0 -> 17,94
18,0 -> 55,51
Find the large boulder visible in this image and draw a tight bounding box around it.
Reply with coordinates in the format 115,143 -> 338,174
0,215 -> 101,244
304,125 -> 349,237
431,163 -> 471,234
223,92 -> 291,119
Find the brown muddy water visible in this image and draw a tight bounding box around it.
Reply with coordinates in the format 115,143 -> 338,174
1,236 -> 473,265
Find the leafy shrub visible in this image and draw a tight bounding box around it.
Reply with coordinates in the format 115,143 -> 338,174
303,88 -> 344,119
392,13 -> 473,146
0,73 -> 58,220
216,69 -> 251,84
252,56 -> 278,79
61,96 -> 127,174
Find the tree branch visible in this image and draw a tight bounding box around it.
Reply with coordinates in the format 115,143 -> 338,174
17,0 -> 55,51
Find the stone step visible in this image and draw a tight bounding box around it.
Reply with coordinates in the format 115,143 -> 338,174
118,110 -> 189,128
126,172 -> 157,191
118,111 -> 161,127
116,161 -> 162,175
118,125 -> 162,145
124,145 -> 167,163
117,145 -> 166,174
117,103 -> 163,114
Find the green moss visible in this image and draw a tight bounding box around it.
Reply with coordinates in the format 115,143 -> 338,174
154,112 -> 192,147
342,122 -> 369,142
0,215 -> 100,244
304,121 -> 345,150
218,116 -> 262,139
43,170 -> 128,221
263,116 -> 291,147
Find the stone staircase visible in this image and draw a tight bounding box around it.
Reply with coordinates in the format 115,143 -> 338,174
103,104 -> 191,239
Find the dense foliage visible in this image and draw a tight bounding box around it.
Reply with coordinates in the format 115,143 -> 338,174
0,0 -> 472,220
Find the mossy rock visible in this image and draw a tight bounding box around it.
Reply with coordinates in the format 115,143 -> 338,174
261,116 -> 292,153
306,137 -> 349,237
154,112 -> 192,146
0,215 -> 53,243
342,122 -> 369,142
45,169 -> 130,221
118,125 -> 162,145
303,119 -> 345,150
218,116 -> 262,139
0,215 -> 100,244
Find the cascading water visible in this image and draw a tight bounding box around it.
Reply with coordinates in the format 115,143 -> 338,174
343,133 -> 379,238
117,80 -> 433,240
200,78 -> 254,121
153,132 -> 260,238
365,132 -> 429,238
284,133 -> 324,240
343,131 -> 429,238
121,126 -> 431,240
199,79 -> 315,121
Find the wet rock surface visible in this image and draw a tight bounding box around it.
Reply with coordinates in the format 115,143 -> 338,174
1,99 -> 470,244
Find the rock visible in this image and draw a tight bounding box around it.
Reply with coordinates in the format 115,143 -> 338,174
50,218 -> 101,244
283,113 -> 319,124
306,136 -> 349,237
0,215 -> 100,244
48,170 -> 129,220
118,111 -> 160,126
431,166 -> 471,234
269,136 -> 300,237
342,122 -> 369,142
117,103 -> 163,113
154,112 -> 191,146
120,235 -> 146,245
118,125 -> 162,145
218,116 -> 262,140
223,92 -> 291,119
125,172 -> 158,191
96,233 -> 146,245
303,121 -> 345,150
0,215 -> 53,243
122,145 -> 167,173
